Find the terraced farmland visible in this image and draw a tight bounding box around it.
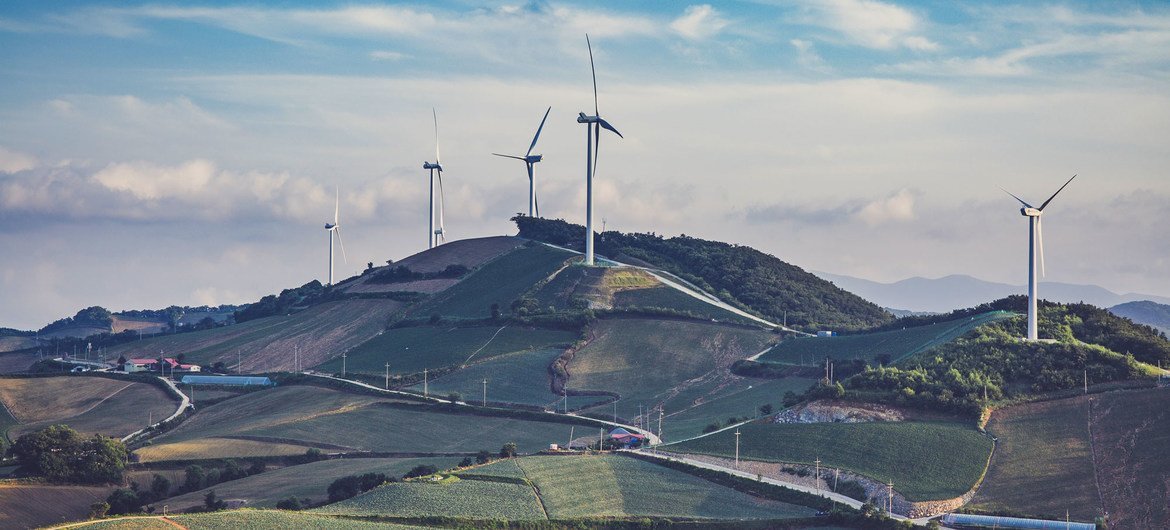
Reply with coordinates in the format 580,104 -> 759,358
0,375 -> 177,440
106,298 -> 405,372
160,457 -> 463,511
569,318 -> 777,421
968,394 -> 1100,520
410,243 -> 575,319
670,421 -> 994,501
321,324 -> 575,375
758,311 -> 1014,366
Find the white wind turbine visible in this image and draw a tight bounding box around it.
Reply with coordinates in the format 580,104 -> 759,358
324,187 -> 347,286
577,35 -> 623,266
423,109 -> 446,249
493,106 -> 552,218
1002,174 -> 1076,341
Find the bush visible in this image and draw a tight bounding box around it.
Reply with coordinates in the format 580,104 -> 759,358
499,442 -> 518,458
275,497 -> 302,510
204,490 -> 227,511
404,465 -> 438,479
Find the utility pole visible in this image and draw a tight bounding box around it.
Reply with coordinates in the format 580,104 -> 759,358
612,400 -> 617,422
658,408 -> 664,442
567,426 -> 574,450
815,457 -> 821,492
482,379 -> 487,407
834,467 -> 839,491
385,362 -> 390,389
734,428 -> 741,470
237,349 -> 241,375
563,390 -> 568,413
886,481 -> 894,513
294,345 -> 298,372
1084,369 -> 1088,394
423,368 -> 428,397
341,352 -> 347,377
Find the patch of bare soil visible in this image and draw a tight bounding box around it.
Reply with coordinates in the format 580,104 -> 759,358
773,400 -> 905,423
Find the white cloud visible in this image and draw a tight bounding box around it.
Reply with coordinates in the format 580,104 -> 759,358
854,188 -> 917,225
671,5 -> 728,40
797,0 -> 937,51
791,38 -> 831,72
369,50 -> 406,61
0,146 -> 37,174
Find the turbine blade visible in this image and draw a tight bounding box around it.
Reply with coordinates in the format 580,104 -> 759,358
336,228 -> 348,264
527,106 -> 552,157
334,186 -> 340,225
587,34 -> 598,116
593,123 -> 601,182
492,153 -> 526,161
1039,174 -> 1076,211
433,108 -> 441,166
438,170 -> 446,239
1037,216 -> 1045,278
535,193 -> 540,218
1000,188 -> 1032,208
597,118 -> 623,138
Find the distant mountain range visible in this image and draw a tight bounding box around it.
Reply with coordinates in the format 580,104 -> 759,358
815,272 -> 1170,317
1109,301 -> 1170,334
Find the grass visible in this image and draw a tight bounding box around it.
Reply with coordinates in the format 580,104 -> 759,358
139,384 -> 584,461
660,377 -> 818,441
409,348 -> 564,406
569,319 -> 776,421
0,482 -> 114,530
758,311 -> 1014,366
159,457 -> 463,511
515,454 -> 816,519
669,421 -> 994,501
1091,387 -> 1170,529
0,376 -> 177,440
612,285 -> 758,325
77,511 -> 430,529
411,243 -> 575,319
320,325 -> 575,375
316,477 -> 547,520
106,299 -> 405,372
968,394 -> 1100,520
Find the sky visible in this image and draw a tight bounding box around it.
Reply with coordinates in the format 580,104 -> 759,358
1,0 -> 1169,330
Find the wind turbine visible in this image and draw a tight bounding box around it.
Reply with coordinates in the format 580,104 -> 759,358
423,108 -> 446,249
577,34 -> 623,266
493,106 -> 552,218
324,187 -> 347,286
1002,175 -> 1076,341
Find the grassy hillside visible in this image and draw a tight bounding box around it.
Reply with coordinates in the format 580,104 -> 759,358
1091,387 -> 1170,529
515,216 -> 893,331
0,482 -> 115,530
968,395 -> 1101,520
317,475 -> 547,520
138,384 -> 588,461
567,318 -> 777,421
408,348 -> 566,407
409,243 -> 575,320
320,324 -> 575,376
0,376 -> 176,440
759,311 -> 1013,366
108,299 -> 404,372
159,457 -> 462,512
79,511 -> 430,529
1110,300 -> 1170,334
669,421 -> 994,501
661,376 -> 818,441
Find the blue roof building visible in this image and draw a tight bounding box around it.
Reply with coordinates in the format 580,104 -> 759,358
180,375 -> 275,386
941,513 -> 1096,530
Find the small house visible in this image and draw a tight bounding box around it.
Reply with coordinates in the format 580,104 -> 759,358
608,428 -> 647,449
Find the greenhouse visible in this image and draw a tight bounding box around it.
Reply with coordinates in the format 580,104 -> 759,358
940,513 -> 1096,530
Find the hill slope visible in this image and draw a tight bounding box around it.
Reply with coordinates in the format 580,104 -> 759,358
1109,300 -> 1170,334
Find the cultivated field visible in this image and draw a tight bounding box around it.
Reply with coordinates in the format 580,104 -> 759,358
0,376 -> 177,440
758,311 -> 1014,366
75,511 -> 430,529
0,336 -> 37,353
107,299 -> 404,372
409,348 -> 564,406
0,351 -> 37,373
660,376 -> 817,441
670,421 -> 994,501
158,457 -> 463,512
569,318 -> 777,421
321,324 -> 575,375
317,476 -> 547,519
969,394 -> 1101,520
410,243 -> 575,319
1090,387 -> 1170,529
0,481 -> 114,530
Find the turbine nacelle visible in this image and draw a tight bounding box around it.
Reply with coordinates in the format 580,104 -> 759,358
1021,207 -> 1041,217
526,154 -> 543,164
325,222 -> 337,230
423,161 -> 442,171
577,112 -> 599,123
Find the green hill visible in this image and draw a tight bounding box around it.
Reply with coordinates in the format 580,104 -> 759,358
514,216 -> 893,331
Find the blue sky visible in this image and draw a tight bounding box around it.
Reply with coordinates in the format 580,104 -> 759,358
1,0 -> 1169,329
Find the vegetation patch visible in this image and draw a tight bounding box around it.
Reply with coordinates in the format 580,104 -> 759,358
410,348 -> 565,407
316,477 -> 548,520
1090,387 -> 1170,529
669,420 -> 993,501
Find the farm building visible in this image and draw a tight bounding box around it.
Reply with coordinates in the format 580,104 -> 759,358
940,513 -> 1096,530
121,357 -> 200,374
180,375 -> 275,387
608,428 -> 646,449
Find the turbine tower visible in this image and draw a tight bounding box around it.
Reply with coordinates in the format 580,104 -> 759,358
1002,175 -> 1076,341
577,34 -> 623,266
324,187 -> 347,285
493,106 -> 552,218
423,109 -> 446,249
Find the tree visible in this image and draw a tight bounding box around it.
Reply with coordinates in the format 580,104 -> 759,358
150,474 -> 171,498
276,497 -> 302,510
459,457 -> 473,467
758,403 -> 774,416
88,502 -> 110,519
476,450 -> 492,464
327,475 -> 362,502
105,488 -> 142,515
403,465 -> 437,479
204,490 -> 227,511
499,442 -> 518,459
184,464 -> 206,492
11,425 -> 127,484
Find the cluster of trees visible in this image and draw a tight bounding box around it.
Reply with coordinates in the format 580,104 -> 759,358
513,216 -> 893,331
366,264 -> 469,284
103,459 -> 268,515
327,472 -> 393,503
8,425 -> 127,484
234,280 -> 327,323
37,307 -> 114,334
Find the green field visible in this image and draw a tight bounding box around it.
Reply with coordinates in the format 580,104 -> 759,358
968,395 -> 1100,520
322,454 -> 814,521
321,325 -> 575,375
513,454 -> 815,519
613,285 -> 757,324
317,476 -> 547,520
159,457 -> 463,511
758,311 -> 1014,366
660,376 -> 817,441
79,511 -> 430,529
409,348 -> 564,406
411,243 -> 575,319
139,384 -> 584,460
669,421 -> 994,501
569,318 -> 776,421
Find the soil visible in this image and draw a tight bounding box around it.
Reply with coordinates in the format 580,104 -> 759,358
772,400 -> 905,423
